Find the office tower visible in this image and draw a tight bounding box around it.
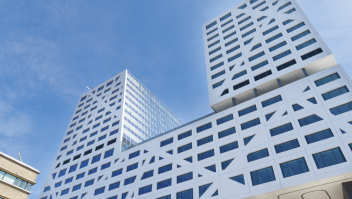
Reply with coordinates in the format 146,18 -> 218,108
0,152 -> 40,199
39,0 -> 352,198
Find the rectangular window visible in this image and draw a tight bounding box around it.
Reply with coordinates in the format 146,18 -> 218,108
301,48 -> 323,60
211,70 -> 225,79
80,159 -> 89,168
157,179 -> 172,190
241,118 -> 261,130
141,170 -> 154,180
240,22 -> 254,31
296,39 -> 317,50
292,30 -> 311,41
210,54 -> 222,63
273,50 -> 291,61
280,157 -> 309,178
178,143 -> 192,153
220,141 -> 239,153
218,127 -> 236,139
313,147 -> 346,169
249,51 -> 265,62
101,162 -> 111,170
315,73 -> 340,87
242,29 -> 256,38
85,179 -> 94,187
266,33 -> 283,44
76,173 -> 85,180
124,176 -> 136,185
222,25 -> 234,33
198,149 -> 215,161
254,70 -> 272,81
177,172 -> 193,184
252,0 -> 266,9
220,13 -> 231,21
275,139 -> 300,153
210,62 -> 224,71
217,114 -> 233,125
251,60 -> 269,71
94,187 -> 105,196
305,129 -> 334,144
69,164 -> 77,173
239,105 -> 257,117
58,169 -> 67,177
129,151 -> 140,159
238,16 -> 251,25
221,19 -> 233,27
247,148 -> 269,162
270,123 -> 293,136
322,86 -> 349,101
263,26 -> 279,36
98,135 -> 106,141
207,28 -> 218,35
208,40 -> 220,48
91,154 -> 101,164
262,95 -> 282,108
197,123 -> 212,133
224,31 -> 236,40
209,47 -> 221,55
95,144 -> 103,151
84,149 -> 92,156
109,182 -> 120,191
139,185 -> 152,195
250,166 -> 275,186
287,22 -> 305,33
87,140 -> 95,146
160,138 -> 173,147
88,168 -> 97,175
233,79 -> 250,90
226,45 -> 240,54
61,188 -> 69,196
228,53 -> 242,62
197,135 -> 213,146
112,169 -> 122,177
207,33 -> 219,42
269,41 -> 287,52
225,38 -> 238,47
127,163 -> 138,172
206,21 -> 217,30
65,177 -> 73,184
276,59 -> 297,71
298,114 -> 323,127
158,164 -> 172,174
177,189 -> 193,199
178,130 -> 192,140
330,101 -> 352,116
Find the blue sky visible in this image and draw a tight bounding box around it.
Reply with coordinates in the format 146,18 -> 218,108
0,0 -> 351,198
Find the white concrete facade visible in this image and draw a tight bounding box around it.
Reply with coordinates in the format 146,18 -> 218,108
39,0 -> 352,199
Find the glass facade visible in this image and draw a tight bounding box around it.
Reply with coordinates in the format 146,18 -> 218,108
122,72 -> 183,151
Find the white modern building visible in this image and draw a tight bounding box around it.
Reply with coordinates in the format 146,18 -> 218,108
39,0 -> 352,199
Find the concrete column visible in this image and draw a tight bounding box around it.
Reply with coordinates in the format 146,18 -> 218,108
253,89 -> 258,97
232,98 -> 236,106
302,68 -> 309,77
277,79 -> 282,87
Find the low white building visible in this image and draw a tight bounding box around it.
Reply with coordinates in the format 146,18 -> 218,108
39,0 -> 352,198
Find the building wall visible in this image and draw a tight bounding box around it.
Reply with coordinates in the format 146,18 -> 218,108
39,65 -> 352,199
39,70 -> 183,199
0,152 -> 40,199
203,0 -> 335,112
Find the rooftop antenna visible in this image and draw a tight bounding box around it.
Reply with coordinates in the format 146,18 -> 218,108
86,86 -> 93,90
18,153 -> 22,162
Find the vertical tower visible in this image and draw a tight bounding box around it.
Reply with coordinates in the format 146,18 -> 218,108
39,70 -> 182,199
203,0 -> 336,112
